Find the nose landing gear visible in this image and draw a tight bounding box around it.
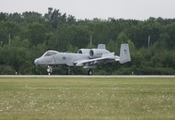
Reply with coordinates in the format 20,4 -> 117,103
47,65 -> 52,75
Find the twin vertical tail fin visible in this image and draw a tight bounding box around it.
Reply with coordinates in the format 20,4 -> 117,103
119,44 -> 131,64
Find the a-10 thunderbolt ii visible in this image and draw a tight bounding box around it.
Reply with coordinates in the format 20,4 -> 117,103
34,44 -> 131,75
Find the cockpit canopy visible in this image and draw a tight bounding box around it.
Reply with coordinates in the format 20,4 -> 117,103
42,50 -> 59,57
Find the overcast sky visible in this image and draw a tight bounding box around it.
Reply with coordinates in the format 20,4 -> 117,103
1,0 -> 175,20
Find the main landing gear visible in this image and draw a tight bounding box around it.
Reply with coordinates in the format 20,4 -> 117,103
88,69 -> 93,75
66,68 -> 93,75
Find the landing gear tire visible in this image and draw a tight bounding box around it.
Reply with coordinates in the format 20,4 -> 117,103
88,70 -> 93,75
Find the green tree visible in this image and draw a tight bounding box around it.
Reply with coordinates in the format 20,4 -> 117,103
27,22 -> 47,45
0,12 -> 7,21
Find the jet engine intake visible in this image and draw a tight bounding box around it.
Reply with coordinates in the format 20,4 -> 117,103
77,49 -> 90,54
89,49 -> 110,58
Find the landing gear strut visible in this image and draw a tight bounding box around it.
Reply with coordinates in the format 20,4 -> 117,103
66,67 -> 71,75
88,69 -> 93,75
47,65 -> 52,75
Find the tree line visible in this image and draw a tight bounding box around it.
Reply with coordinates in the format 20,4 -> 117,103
0,8 -> 175,75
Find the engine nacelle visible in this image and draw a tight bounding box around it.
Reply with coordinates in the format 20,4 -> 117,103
89,49 -> 110,58
77,49 -> 90,54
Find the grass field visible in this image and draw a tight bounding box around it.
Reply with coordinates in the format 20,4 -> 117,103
0,77 -> 175,120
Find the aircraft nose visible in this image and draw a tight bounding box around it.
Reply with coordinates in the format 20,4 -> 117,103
34,59 -> 39,65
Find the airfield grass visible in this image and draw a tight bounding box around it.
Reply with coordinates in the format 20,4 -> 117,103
0,77 -> 175,120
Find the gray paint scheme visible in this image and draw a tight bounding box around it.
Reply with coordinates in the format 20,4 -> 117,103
34,44 -> 131,69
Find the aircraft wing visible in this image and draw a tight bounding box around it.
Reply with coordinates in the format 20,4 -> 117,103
75,53 -> 120,67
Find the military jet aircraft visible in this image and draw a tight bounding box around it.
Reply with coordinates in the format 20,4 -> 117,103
34,44 -> 131,75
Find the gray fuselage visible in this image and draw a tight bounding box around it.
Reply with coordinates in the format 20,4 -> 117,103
34,53 -> 89,66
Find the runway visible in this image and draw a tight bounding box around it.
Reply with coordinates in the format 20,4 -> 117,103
0,75 -> 175,78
